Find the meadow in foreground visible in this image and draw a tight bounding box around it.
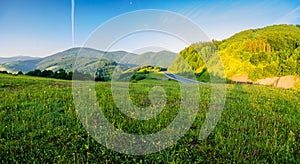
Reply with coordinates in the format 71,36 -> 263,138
0,74 -> 299,163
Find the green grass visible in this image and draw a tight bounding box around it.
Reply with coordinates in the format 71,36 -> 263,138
0,74 -> 299,163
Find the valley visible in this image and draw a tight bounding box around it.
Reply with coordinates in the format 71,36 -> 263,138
0,24 -> 300,162
1,24 -> 299,89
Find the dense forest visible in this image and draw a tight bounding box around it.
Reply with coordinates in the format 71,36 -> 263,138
168,24 -> 300,81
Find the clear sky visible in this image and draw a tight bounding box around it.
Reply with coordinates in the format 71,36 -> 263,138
0,0 -> 299,57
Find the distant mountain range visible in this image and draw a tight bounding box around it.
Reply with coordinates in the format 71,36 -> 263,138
4,24 -> 299,85
0,48 -> 177,73
0,56 -> 40,64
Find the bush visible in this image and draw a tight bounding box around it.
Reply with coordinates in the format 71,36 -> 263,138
135,74 -> 147,81
131,71 -> 148,82
0,71 -> 8,74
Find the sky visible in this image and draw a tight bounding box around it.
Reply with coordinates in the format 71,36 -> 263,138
0,0 -> 300,57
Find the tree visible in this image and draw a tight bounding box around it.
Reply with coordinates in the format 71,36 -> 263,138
66,71 -> 73,80
26,69 -> 41,76
0,71 -> 8,74
55,69 -> 67,79
41,70 -> 54,78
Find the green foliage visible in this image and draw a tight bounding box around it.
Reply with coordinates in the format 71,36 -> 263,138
41,70 -> 54,78
131,72 -> 148,81
220,24 -> 300,79
168,42 -> 224,82
0,71 -> 9,74
293,80 -> 300,90
170,24 -> 300,81
25,69 -> 76,80
115,65 -> 163,82
95,60 -> 118,81
26,69 -> 42,76
126,50 -> 177,68
0,74 -> 299,162
195,68 -> 210,82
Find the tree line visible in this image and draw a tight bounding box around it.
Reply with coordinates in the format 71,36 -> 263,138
169,24 -> 300,81
24,69 -> 73,80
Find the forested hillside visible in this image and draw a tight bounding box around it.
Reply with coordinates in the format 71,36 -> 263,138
0,48 -> 176,74
169,24 -> 300,81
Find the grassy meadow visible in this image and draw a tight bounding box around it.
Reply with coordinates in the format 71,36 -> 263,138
0,74 -> 299,163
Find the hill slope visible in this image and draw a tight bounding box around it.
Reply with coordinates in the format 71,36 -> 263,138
126,50 -> 177,68
0,48 -> 177,73
0,74 -> 299,162
0,48 -> 137,73
0,56 -> 40,64
169,24 -> 300,81
1,59 -> 42,73
36,47 -> 137,73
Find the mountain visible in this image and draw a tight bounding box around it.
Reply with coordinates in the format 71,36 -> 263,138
35,47 -> 138,74
7,24 -> 299,79
0,48 -> 137,73
0,47 -> 177,73
125,50 -> 178,68
168,24 -> 300,82
1,59 -> 42,73
0,56 -> 40,64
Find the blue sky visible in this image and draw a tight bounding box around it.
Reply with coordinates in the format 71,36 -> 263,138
0,0 -> 299,57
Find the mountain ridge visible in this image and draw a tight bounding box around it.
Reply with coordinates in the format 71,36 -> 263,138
0,47 -> 177,73
169,24 -> 300,79
0,56 -> 41,64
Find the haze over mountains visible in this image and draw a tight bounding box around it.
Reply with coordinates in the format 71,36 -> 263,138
1,24 -> 300,87
0,48 -> 177,73
0,56 -> 40,64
